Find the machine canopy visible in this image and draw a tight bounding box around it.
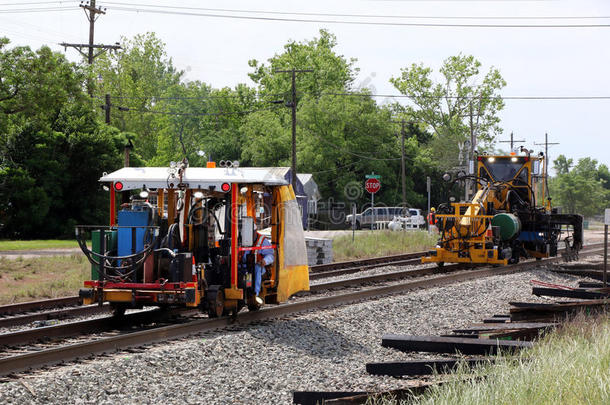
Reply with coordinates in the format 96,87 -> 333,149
100,167 -> 290,190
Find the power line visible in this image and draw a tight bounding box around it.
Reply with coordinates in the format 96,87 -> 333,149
0,6 -> 74,12
108,93 -> 289,100
101,5 -> 610,28
99,2 -> 610,21
320,92 -> 610,100
101,92 -> 610,102
0,1 -> 69,5
310,160 -> 363,174
117,105 -> 281,117
310,132 -> 402,161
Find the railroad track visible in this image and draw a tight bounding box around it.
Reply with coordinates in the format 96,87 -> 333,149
0,243 -> 604,377
0,251 -> 429,328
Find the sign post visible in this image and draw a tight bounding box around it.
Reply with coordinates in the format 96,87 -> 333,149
604,208 -> 610,288
365,173 -> 381,229
351,203 -> 356,242
426,176 -> 431,234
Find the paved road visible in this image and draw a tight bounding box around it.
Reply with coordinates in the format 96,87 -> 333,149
0,248 -> 81,260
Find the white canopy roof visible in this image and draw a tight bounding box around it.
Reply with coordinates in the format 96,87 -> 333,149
100,166 -> 289,191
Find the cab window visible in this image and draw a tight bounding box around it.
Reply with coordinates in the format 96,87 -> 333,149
483,158 -> 526,182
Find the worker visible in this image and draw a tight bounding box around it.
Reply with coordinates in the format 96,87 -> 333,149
427,207 -> 438,233
243,224 -> 274,306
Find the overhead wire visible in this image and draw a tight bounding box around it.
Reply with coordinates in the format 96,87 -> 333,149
311,160 -> 364,174
307,132 -> 402,161
116,105 -> 282,117
0,6 -> 75,13
0,1 -> 71,5
319,92 -> 610,100
109,92 -> 289,100
99,2 -> 610,21
97,5 -> 610,28
103,92 -> 610,102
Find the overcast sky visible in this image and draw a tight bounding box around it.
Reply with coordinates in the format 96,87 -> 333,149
2,0 -> 609,170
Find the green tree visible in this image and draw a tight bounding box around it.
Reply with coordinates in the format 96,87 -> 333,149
390,54 -> 506,170
549,155 -> 609,217
0,38 -> 123,238
92,33 -> 183,162
248,29 -> 356,99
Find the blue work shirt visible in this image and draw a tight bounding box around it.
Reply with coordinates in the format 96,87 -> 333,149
243,233 -> 274,295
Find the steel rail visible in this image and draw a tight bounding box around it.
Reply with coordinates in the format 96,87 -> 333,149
309,263 -> 463,292
1,245 -> 603,377
0,252 -> 429,320
309,251 -> 426,273
3,239 -> 598,320
0,305 -> 110,329
0,297 -> 80,317
309,257 -> 424,280
0,307 -> 197,347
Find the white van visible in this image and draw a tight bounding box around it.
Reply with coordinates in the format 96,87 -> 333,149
346,207 -> 424,229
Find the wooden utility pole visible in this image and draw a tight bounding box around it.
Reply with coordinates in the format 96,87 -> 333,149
391,119 -> 409,207
104,93 -> 111,123
60,1 -> 120,95
274,68 -> 313,189
499,132 -> 526,151
535,133 -> 560,202
534,133 -> 560,170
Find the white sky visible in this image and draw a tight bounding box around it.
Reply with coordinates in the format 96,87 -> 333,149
2,0 -> 609,170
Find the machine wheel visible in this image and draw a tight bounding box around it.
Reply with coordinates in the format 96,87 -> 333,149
436,261 -> 444,268
355,221 -> 361,230
207,286 -> 224,318
111,303 -> 127,318
247,303 -> 261,312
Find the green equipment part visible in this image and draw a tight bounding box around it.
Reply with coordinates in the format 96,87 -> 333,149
491,213 -> 521,241
90,230 -> 117,279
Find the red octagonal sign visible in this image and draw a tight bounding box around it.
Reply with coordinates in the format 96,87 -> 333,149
365,178 -> 380,194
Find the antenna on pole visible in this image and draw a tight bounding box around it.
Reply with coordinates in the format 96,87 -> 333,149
499,132 -> 526,151
534,132 -> 560,203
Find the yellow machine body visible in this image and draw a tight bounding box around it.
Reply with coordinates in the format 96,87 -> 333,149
423,152 -> 546,266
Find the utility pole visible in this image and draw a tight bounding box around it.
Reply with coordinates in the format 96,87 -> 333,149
499,132 -> 526,151
274,68 -> 313,189
104,93 -> 111,124
534,133 -> 560,203
534,132 -> 560,171
391,119 -> 409,207
60,1 -> 121,94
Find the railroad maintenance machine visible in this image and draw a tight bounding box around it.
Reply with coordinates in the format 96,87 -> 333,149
422,149 -> 583,266
76,160 -> 309,317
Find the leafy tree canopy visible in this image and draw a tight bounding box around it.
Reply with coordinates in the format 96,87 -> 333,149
390,54 -> 506,170
0,38 -> 124,238
549,155 -> 610,217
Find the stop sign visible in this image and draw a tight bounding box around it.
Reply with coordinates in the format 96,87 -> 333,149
365,178 -> 380,194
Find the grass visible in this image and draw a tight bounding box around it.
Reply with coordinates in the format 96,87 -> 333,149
0,239 -> 80,251
333,230 -> 437,262
0,255 -> 90,305
369,313 -> 610,405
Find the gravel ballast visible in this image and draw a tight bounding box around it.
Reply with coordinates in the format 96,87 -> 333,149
0,265 -> 593,404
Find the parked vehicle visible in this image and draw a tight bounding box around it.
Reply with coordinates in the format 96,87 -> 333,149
406,208 -> 426,228
346,207 -> 424,229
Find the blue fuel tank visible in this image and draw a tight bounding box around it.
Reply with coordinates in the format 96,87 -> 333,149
117,208 -> 150,257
